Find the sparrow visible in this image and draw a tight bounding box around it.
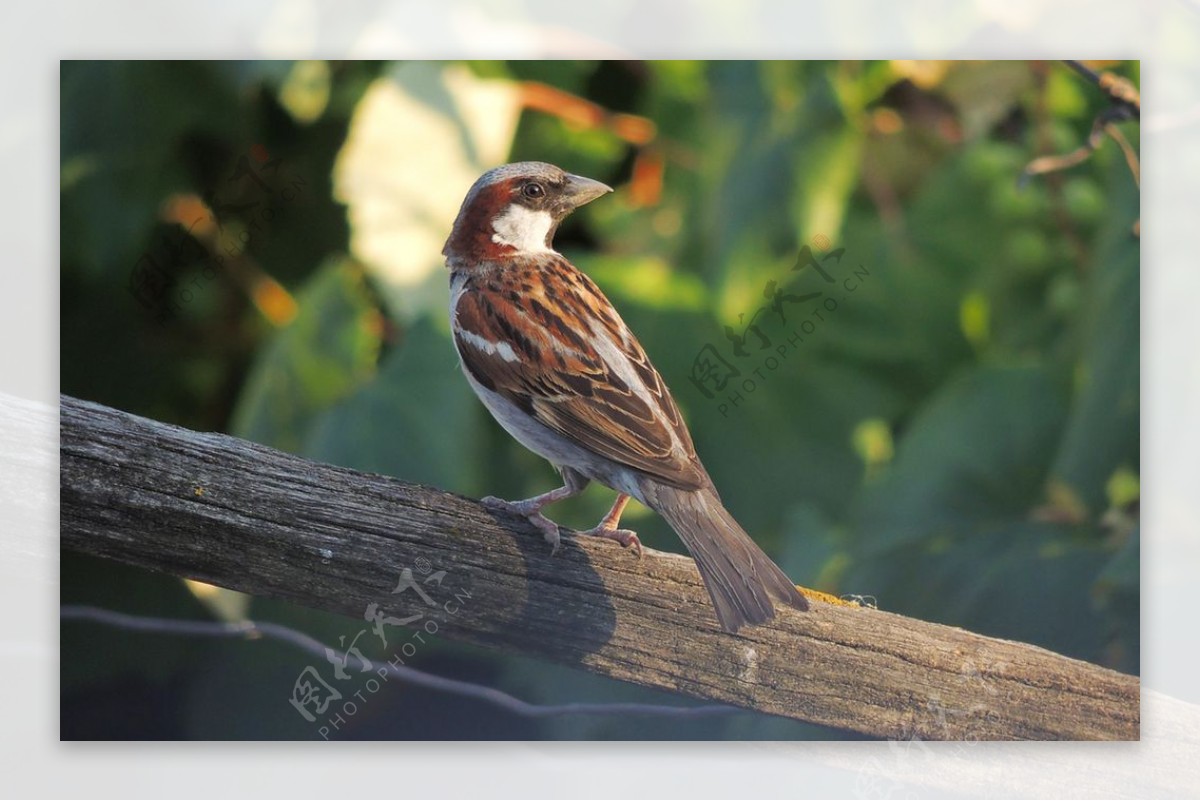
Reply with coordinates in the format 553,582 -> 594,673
443,161 -> 808,632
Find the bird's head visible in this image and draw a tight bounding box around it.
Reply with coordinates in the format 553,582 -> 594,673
442,161 -> 612,263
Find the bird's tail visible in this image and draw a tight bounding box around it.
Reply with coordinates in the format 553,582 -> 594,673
642,483 -> 808,632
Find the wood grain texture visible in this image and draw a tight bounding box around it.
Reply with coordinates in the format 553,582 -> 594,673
59,394 -> 1138,740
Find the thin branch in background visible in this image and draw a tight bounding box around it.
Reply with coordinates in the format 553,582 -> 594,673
1021,60 -> 1140,238
1028,61 -> 1089,270
517,80 -> 702,206
60,604 -> 742,723
1063,60 -> 1140,118
519,81 -> 657,146
1022,106 -> 1140,185
1103,122 -> 1141,188
159,192 -> 298,328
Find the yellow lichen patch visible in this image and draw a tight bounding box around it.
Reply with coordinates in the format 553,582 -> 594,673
795,585 -> 869,608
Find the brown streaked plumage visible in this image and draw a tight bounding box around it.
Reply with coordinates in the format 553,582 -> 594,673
444,161 -> 808,632
453,255 -> 707,490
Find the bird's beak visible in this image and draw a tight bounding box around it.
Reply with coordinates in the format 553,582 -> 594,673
563,173 -> 613,208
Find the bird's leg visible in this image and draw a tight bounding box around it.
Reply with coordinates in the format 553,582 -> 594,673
579,493 -> 643,558
481,471 -> 588,554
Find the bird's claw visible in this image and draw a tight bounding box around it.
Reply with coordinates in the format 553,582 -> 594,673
481,495 -> 639,557
481,495 -> 527,514
581,525 -> 643,558
538,520 -> 562,555
482,496 -> 562,555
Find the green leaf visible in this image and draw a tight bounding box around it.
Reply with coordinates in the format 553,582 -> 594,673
333,62 -> 522,323
574,253 -> 709,312
230,258 -> 381,453
60,61 -> 245,277
1095,525 -> 1139,598
778,502 -> 846,591
304,315 -> 483,494
847,522 -> 1112,661
849,364 -> 1069,555
1050,160 -> 1140,515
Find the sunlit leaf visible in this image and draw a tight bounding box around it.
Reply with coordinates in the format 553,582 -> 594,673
304,316 -> 484,494
1106,467 -> 1140,509
851,418 -> 895,470
848,364 -> 1069,555
333,62 -> 522,322
939,61 -> 1036,140
182,579 -> 251,623
279,60 -> 332,123
574,254 -> 708,312
1050,158 -> 1140,515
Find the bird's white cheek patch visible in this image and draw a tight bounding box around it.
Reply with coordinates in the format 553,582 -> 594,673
491,205 -> 554,253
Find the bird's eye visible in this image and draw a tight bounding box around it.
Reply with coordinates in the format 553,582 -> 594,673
522,182 -> 545,199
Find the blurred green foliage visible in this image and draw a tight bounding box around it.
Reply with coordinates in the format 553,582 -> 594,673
60,59 -> 1139,740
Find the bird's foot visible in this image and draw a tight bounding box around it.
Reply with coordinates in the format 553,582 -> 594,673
481,496 -> 562,554
579,522 -> 643,558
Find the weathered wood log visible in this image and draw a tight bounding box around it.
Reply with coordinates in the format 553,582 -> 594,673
59,394 -> 1138,740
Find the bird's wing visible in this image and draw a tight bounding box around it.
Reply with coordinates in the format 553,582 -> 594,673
452,255 -> 707,490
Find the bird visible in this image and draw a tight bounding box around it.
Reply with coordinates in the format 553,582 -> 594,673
442,161 -> 809,632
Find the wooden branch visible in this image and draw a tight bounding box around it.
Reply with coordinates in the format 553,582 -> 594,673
59,394 -> 1138,740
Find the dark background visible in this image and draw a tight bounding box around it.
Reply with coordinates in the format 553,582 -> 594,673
60,59 -> 1139,739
